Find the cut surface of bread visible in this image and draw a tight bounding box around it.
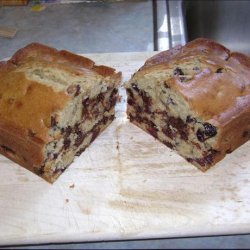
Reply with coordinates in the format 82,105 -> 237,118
0,43 -> 121,182
125,38 -> 250,171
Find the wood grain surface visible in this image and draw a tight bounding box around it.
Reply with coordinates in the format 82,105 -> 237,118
0,52 -> 249,245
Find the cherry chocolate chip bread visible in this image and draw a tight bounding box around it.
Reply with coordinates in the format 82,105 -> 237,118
0,43 -> 121,182
125,38 -> 250,171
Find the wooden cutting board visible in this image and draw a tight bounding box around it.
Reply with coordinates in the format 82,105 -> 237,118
0,52 -> 250,246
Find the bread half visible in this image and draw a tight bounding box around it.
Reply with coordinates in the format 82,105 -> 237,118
125,38 -> 250,171
0,43 -> 121,182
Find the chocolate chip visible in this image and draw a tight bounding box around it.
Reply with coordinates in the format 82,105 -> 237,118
64,126 -> 72,138
134,115 -> 143,123
197,123 -> 217,142
74,85 -> 81,97
130,85 -> 152,111
148,120 -> 158,130
138,116 -> 158,138
131,83 -> 140,92
187,150 -> 217,167
163,115 -> 189,141
127,88 -> 134,98
111,88 -> 118,96
204,123 -> 217,137
53,167 -> 65,175
195,150 -> 217,166
127,98 -> 135,106
193,66 -> 200,71
110,88 -> 118,100
53,153 -> 58,159
51,116 -> 57,127
34,167 -> 44,176
179,76 -> 186,82
130,114 -> 159,137
157,110 -> 168,117
76,147 -> 86,156
186,116 -> 196,123
91,127 -> 101,143
75,131 -> 84,147
180,131 -> 188,141
109,89 -> 118,108
163,141 -> 174,149
102,116 -> 109,124
216,68 -> 224,73
63,139 -> 71,150
186,157 -> 193,163
162,126 -> 175,139
196,129 -> 205,142
82,97 -> 90,106
147,127 -> 158,138
127,84 -> 152,113
60,167 -> 67,173
173,67 -> 184,76
135,105 -> 142,113
166,97 -> 176,105
74,123 -> 81,133
82,97 -> 90,118
97,93 -> 104,102
168,116 -> 186,131
67,85 -> 80,96
110,114 -> 115,121
140,91 -> 152,111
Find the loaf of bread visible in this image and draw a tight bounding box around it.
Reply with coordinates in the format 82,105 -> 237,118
0,43 -> 121,182
125,38 -> 250,171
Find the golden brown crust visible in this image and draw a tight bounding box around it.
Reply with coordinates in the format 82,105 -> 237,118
144,45 -> 182,67
0,123 -> 45,175
131,38 -> 250,167
228,52 -> 250,68
144,38 -> 230,68
0,65 -> 70,143
10,42 -> 119,77
11,43 -> 95,69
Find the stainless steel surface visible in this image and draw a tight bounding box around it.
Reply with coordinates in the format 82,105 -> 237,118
154,0 -> 186,51
167,0 -> 187,48
154,0 -> 169,50
183,0 -> 250,54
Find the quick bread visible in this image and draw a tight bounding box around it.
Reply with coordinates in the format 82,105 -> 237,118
125,38 -> 250,171
0,43 -> 121,182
